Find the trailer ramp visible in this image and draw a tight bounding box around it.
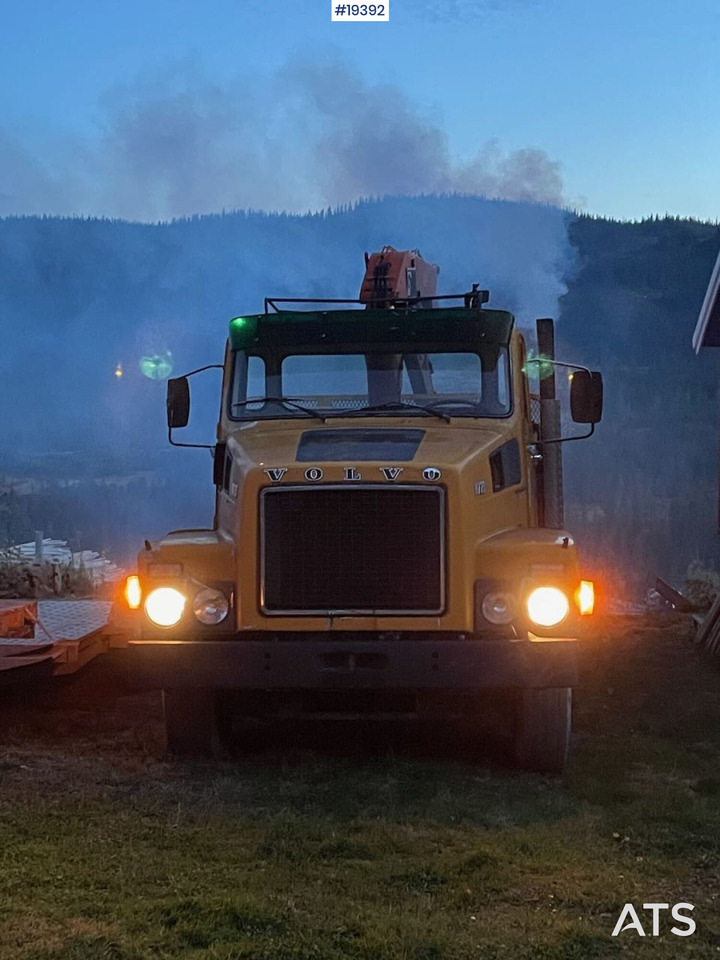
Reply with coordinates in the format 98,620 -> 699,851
0,600 -> 112,685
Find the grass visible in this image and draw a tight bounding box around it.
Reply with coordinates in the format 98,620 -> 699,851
0,615 -> 719,958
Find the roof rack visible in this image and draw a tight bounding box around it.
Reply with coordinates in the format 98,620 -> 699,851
263,286 -> 490,314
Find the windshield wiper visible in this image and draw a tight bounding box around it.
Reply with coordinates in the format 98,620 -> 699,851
231,397 -> 326,422
331,401 -> 450,423
423,398 -> 501,417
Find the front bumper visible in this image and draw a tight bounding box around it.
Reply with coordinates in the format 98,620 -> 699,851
116,637 -> 578,690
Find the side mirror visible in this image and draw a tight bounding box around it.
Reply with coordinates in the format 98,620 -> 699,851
166,377 -> 190,429
570,370 -> 603,424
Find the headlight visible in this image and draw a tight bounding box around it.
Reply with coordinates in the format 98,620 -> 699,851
526,586 -> 569,627
144,587 -> 186,627
193,588 -> 229,625
481,591 -> 516,625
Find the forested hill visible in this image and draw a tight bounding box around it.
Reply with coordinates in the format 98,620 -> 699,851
0,197 -> 719,591
560,214 -> 720,593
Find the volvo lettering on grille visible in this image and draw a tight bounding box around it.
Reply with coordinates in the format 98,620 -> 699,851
263,466 -> 442,482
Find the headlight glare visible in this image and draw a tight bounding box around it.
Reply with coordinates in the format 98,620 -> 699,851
481,591 -> 516,625
144,587 -> 186,627
193,588 -> 229,625
526,586 -> 569,627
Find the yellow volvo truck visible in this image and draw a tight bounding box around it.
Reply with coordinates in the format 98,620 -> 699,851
117,248 -> 602,772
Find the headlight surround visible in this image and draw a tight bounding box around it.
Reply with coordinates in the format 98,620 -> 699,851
144,586 -> 186,627
481,591 -> 517,625
193,588 -> 229,625
526,586 -> 570,628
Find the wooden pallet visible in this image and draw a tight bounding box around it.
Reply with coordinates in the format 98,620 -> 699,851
0,600 -> 112,684
694,592 -> 720,656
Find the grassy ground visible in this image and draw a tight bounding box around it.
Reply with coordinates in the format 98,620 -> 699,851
0,615 -> 718,959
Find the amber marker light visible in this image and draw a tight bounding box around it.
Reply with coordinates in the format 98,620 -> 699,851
576,580 -> 595,615
124,575 -> 142,610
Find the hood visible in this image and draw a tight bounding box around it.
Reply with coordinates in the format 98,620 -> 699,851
226,419 -> 507,471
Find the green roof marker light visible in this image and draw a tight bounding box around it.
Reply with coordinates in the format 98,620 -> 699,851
229,316 -> 259,349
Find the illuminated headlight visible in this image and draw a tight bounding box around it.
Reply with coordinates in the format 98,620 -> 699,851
193,588 -> 229,625
526,586 -> 570,628
144,587 -> 186,627
481,591 -> 516,625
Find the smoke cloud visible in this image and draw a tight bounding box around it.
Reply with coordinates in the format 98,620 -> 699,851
411,0 -> 538,23
0,58 -> 566,221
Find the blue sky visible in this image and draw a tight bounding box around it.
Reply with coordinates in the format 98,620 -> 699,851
2,0 -> 719,221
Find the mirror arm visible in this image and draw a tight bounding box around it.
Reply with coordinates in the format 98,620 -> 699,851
167,426 -> 216,452
179,363 -> 224,378
534,423 -> 595,446
526,358 -> 591,375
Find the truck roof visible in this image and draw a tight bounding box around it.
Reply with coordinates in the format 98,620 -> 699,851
228,307 -> 515,351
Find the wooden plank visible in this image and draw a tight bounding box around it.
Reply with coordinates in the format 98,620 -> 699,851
52,634 -> 109,676
695,591 -> 720,647
0,654 -> 55,686
0,600 -> 37,639
708,619 -> 720,656
0,654 -> 54,671
0,642 -> 54,658
701,614 -> 720,655
655,577 -> 693,613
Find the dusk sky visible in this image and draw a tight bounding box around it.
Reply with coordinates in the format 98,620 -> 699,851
2,0 -> 718,221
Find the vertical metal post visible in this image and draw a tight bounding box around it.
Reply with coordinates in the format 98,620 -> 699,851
34,530 -> 44,562
536,319 -> 564,528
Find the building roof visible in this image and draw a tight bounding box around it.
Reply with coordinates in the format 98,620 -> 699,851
693,247 -> 720,352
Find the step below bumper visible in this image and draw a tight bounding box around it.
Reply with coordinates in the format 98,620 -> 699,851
117,638 -> 578,690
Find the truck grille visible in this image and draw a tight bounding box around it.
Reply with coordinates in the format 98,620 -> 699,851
260,485 -> 445,615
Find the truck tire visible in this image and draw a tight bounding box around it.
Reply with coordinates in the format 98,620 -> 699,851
163,688 -> 227,758
513,687 -> 571,774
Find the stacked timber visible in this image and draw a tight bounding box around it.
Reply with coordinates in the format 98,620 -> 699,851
2,539 -> 121,584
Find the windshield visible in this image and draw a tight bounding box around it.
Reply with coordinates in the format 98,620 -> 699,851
229,347 -> 511,420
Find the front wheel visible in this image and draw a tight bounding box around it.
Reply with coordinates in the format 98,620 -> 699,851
513,687 -> 572,774
163,688 -> 229,758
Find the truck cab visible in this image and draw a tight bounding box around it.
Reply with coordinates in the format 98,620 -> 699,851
119,249 -> 602,772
